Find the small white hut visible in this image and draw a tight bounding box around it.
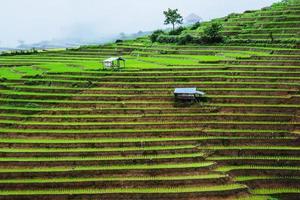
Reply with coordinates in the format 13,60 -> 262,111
103,57 -> 125,69
174,88 -> 205,102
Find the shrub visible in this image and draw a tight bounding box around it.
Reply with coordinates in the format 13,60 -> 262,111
156,35 -> 179,43
178,34 -> 193,45
201,22 -> 224,44
190,22 -> 201,30
150,30 -> 165,43
115,39 -> 123,43
244,10 -> 255,14
169,26 -> 185,35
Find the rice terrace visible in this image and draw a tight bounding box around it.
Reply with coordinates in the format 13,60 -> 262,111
0,0 -> 299,199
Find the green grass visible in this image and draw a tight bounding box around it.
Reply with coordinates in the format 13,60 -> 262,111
0,120 -> 297,126
0,106 -> 183,111
0,162 -> 215,173
0,90 -> 295,99
0,152 -> 204,162
2,85 -> 298,93
0,112 -> 292,119
234,176 -> 300,182
0,145 -> 195,153
216,165 -> 300,172
9,79 -> 298,86
1,98 -> 300,109
0,1 -> 299,198
252,188 -> 300,195
31,74 -> 300,81
0,136 -> 293,144
0,127 -> 287,135
0,174 -> 226,184
198,146 -> 300,150
0,184 -> 246,195
1,41 -> 299,79
208,156 -> 300,161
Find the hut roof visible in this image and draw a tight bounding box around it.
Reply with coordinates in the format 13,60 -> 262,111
104,57 -> 125,62
174,88 -> 205,95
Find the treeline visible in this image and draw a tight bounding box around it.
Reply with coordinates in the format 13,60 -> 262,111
150,22 -> 224,45
0,48 -> 39,56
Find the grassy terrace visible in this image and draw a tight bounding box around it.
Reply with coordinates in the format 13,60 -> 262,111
21,74 -> 300,81
0,92 -> 299,102
3,81 -> 300,88
0,128 -> 289,135
4,72 -> 300,80
0,162 -> 215,173
198,146 -> 300,150
235,176 -> 300,182
1,92 -> 297,100
0,152 -> 205,162
0,145 -> 196,153
0,113 -> 293,118
0,184 -> 246,195
0,1 -> 299,199
0,105 -> 298,113
0,136 -> 295,144
1,87 -> 298,94
216,166 -> 300,173
0,120 -> 298,126
252,188 -> 300,195
208,156 -> 300,161
0,174 -> 227,183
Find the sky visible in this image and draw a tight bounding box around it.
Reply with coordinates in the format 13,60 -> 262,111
0,0 -> 280,47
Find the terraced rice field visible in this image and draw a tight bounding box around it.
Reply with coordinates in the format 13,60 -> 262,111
186,1 -> 300,48
0,1 -> 299,200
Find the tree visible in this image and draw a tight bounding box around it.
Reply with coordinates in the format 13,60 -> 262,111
163,8 -> 183,31
201,22 -> 224,44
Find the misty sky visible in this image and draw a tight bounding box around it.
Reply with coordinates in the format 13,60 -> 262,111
0,0 -> 280,47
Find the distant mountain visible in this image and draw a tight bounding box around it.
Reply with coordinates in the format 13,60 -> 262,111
185,13 -> 203,24
13,31 -> 151,50
16,38 -> 107,50
118,31 -> 152,40
0,47 -> 14,52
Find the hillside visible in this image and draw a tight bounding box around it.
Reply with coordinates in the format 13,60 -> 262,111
157,0 -> 300,48
0,0 -> 299,200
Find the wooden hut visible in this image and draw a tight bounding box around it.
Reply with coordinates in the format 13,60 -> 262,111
103,57 -> 125,69
174,88 -> 205,102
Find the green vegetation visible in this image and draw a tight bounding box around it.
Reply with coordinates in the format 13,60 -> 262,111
0,0 -> 299,199
201,23 -> 224,44
0,184 -> 246,195
0,174 -> 226,183
0,162 -> 215,173
0,152 -> 204,162
216,166 -> 300,173
163,8 -> 183,30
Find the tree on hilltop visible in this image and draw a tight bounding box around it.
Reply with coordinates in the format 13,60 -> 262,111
163,8 -> 183,31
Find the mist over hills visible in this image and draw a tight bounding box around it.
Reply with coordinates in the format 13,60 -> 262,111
0,0 -> 279,51
0,31 -> 151,51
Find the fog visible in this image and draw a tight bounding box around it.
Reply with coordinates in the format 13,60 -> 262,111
0,0 -> 280,47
